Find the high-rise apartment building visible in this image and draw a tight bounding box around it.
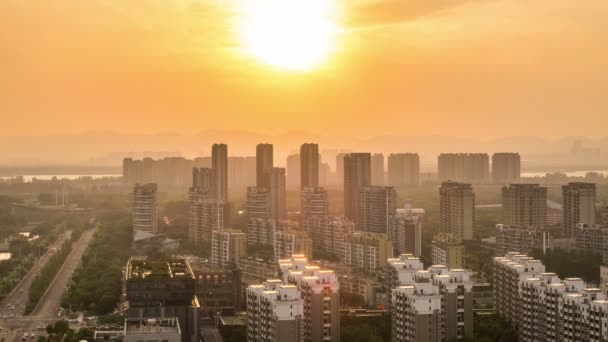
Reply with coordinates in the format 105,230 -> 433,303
575,223 -> 608,265
133,183 -> 158,233
192,167 -> 213,191
502,184 -> 547,227
247,280 -> 304,342
286,154 -> 301,188
343,153 -> 372,221
390,261 -> 474,342
371,153 -> 385,185
274,230 -> 313,260
228,156 -> 255,194
341,232 -> 393,275
389,213 -> 422,256
494,253 -> 608,342
211,144 -> 228,201
318,162 -> 330,187
336,153 -> 347,189
300,187 -> 328,231
211,229 -> 247,268
307,216 -> 355,259
189,167 -> 229,242
246,186 -> 271,220
431,233 -> 464,269
123,157 -> 193,189
189,199 -> 229,242
602,202 -> 608,226
256,143 -> 274,189
247,219 -> 299,246
194,156 -> 212,168
123,158 -> 134,183
125,259 -> 200,342
358,186 -> 397,233
495,224 -> 551,255
300,144 -> 319,188
270,167 -> 286,221
387,153 -> 420,187
563,182 -> 596,237
278,256 -> 341,342
492,153 -> 521,184
437,153 -> 490,183
440,181 -> 475,241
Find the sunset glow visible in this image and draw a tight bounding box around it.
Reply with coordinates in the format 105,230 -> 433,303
237,0 -> 339,71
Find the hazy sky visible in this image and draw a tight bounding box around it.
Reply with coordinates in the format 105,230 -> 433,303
1,0 -> 607,138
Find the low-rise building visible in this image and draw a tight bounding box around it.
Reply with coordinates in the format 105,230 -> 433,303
123,318 -> 181,342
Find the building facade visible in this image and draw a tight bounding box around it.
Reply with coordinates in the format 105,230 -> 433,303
343,153 -> 372,221
389,213 -> 422,256
211,230 -> 247,268
492,153 -> 521,184
563,182 -> 596,237
437,153 -> 490,183
341,232 -> 393,275
502,184 -> 547,227
247,281 -> 304,342
300,143 -> 319,188
300,187 -> 329,231
270,167 -> 286,221
211,144 -> 228,201
495,224 -> 551,255
358,186 -> 397,234
125,259 -> 200,342
133,183 -> 158,233
274,230 -> 313,260
256,143 -> 274,189
371,153 -> 385,185
431,233 -> 464,269
389,260 -> 474,342
387,153 -> 420,187
494,252 -> 608,342
440,181 -> 475,241
279,256 -> 341,342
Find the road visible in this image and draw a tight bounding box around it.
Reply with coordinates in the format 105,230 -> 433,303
0,231 -> 71,341
0,227 -> 96,341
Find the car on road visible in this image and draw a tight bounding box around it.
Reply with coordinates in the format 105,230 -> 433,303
9,314 -> 14,318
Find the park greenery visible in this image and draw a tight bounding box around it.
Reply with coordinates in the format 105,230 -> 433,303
62,211 -> 132,314
38,320 -> 94,342
532,248 -> 602,283
340,313 -> 391,342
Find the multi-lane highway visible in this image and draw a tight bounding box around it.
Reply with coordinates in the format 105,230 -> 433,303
0,227 -> 96,341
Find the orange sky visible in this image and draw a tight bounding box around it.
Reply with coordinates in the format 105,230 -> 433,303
1,0 -> 607,138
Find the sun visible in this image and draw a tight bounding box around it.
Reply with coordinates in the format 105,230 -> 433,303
237,0 -> 339,71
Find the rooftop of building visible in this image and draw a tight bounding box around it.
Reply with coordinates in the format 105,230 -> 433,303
127,259 -> 194,280
125,318 -> 180,334
219,315 -> 247,326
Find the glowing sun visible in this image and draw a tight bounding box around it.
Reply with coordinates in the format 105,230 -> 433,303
237,0 -> 339,71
